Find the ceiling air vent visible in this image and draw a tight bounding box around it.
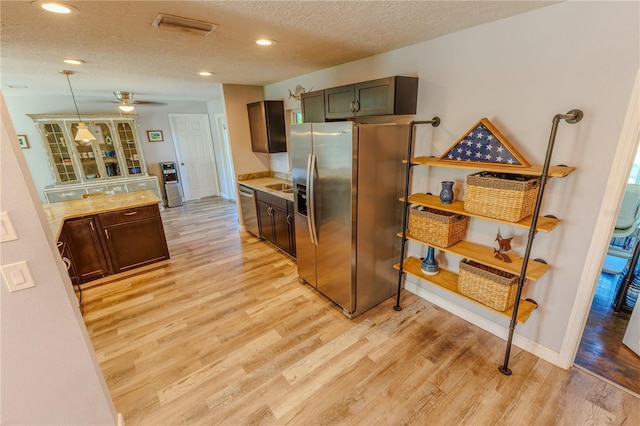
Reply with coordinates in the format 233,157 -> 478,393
152,13 -> 217,37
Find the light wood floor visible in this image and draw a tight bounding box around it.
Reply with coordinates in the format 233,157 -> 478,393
82,197 -> 640,425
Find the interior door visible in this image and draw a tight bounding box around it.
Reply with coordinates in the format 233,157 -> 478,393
214,113 -> 236,201
169,114 -> 221,201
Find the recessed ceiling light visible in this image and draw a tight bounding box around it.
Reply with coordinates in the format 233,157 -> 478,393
63,58 -> 84,65
256,39 -> 275,46
199,71 -> 214,77
33,1 -> 79,14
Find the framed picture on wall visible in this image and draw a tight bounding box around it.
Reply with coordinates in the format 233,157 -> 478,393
147,130 -> 164,142
17,134 -> 30,149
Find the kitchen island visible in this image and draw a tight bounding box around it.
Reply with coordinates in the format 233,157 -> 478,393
45,190 -> 170,285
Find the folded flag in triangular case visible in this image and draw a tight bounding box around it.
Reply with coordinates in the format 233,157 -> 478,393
439,118 -> 529,167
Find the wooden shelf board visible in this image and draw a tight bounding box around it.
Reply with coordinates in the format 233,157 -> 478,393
395,257 -> 536,324
403,193 -> 560,233
398,232 -> 549,281
408,156 -> 575,178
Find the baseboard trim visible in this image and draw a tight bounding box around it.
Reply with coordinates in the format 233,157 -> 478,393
117,412 -> 125,426
404,279 -> 561,367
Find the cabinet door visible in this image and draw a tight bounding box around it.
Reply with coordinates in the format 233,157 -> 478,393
301,90 -> 326,123
101,217 -> 169,273
41,122 -> 79,184
93,122 -> 122,179
69,122 -> 102,181
356,76 -> 418,116
248,102 -> 269,153
61,217 -> 110,283
355,77 -> 395,117
324,85 -> 356,120
247,101 -> 287,153
116,121 -> 144,177
257,200 -> 274,242
272,204 -> 290,253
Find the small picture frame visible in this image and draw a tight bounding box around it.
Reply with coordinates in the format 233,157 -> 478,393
17,134 -> 30,149
147,130 -> 164,142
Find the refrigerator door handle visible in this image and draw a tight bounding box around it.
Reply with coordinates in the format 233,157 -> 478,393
308,153 -> 319,245
305,154 -> 316,245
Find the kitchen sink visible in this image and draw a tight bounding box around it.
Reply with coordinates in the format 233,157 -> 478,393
265,183 -> 293,191
280,189 -> 294,194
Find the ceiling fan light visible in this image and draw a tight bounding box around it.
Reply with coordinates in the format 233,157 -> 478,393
75,123 -> 96,142
119,104 -> 135,113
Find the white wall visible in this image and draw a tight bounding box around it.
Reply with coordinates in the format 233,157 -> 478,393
221,84 -> 271,177
0,94 -> 117,424
264,1 -> 640,359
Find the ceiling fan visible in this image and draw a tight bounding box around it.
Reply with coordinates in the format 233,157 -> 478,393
113,91 -> 166,112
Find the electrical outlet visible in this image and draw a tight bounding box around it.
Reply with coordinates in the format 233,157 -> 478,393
1,261 -> 36,292
0,212 -> 19,243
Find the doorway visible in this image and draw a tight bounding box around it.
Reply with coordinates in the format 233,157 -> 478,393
572,70 -> 640,394
214,113 -> 236,201
168,113 -> 220,201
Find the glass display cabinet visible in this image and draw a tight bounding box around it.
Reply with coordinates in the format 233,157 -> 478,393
29,114 -> 161,203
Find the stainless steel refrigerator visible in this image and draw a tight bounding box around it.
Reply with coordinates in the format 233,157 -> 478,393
291,121 -> 411,317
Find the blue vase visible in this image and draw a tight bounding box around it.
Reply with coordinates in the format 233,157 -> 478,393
421,246 -> 439,275
439,181 -> 454,204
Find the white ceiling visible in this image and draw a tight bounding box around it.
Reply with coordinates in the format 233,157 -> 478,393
1,1 -> 557,104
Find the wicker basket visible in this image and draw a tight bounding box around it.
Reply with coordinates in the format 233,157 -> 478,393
408,206 -> 469,248
458,259 -> 520,311
464,172 -> 540,222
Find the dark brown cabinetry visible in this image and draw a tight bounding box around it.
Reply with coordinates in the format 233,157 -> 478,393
97,205 -> 169,274
247,100 -> 287,153
59,204 -> 169,283
301,90 -> 326,123
256,190 -> 295,257
324,76 -> 419,120
59,216 -> 110,283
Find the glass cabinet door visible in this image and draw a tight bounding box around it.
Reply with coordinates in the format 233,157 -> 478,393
69,122 -> 100,181
43,122 -> 78,184
93,122 -> 122,178
116,122 -> 143,176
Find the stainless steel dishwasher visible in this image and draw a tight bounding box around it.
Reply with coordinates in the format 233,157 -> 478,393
238,184 -> 260,237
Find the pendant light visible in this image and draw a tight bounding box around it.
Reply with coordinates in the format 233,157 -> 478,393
60,70 -> 95,142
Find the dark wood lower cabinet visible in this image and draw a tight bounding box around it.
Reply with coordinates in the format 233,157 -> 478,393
257,191 -> 296,258
100,214 -> 169,273
59,204 -> 169,283
59,216 -> 110,283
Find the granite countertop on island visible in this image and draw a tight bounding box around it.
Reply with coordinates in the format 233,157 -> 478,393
237,171 -> 293,202
43,190 -> 162,238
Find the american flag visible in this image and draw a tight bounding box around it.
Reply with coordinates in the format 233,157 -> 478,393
440,121 -> 524,166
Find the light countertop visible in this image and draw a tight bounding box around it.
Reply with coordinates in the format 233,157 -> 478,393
43,190 -> 162,238
238,177 -> 294,202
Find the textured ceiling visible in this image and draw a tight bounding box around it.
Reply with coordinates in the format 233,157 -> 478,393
1,0 -> 557,103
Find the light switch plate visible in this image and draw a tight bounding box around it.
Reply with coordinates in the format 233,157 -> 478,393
1,261 -> 36,292
0,212 -> 19,243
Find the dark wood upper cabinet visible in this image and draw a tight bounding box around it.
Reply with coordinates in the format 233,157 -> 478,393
301,90 -> 326,123
324,76 -> 418,120
247,100 -> 287,153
